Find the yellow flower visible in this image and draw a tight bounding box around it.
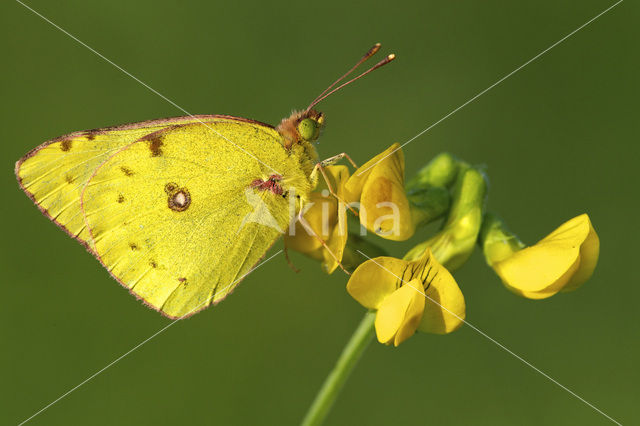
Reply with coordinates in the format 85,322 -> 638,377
287,144 -> 419,271
285,165 -> 349,273
344,143 -> 415,241
346,249 -> 465,346
481,213 -> 599,299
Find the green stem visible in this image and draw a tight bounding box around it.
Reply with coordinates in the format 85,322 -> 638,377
301,311 -> 376,426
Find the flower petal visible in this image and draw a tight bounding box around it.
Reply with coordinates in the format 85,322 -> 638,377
393,281 -> 426,346
503,256 -> 579,299
284,192 -> 336,254
346,256 -> 407,310
538,213 -> 591,245
360,172 -> 415,241
417,254 -> 466,334
494,242 -> 580,294
344,143 -> 401,202
322,198 -> 348,273
375,279 -> 425,346
344,143 -> 414,240
493,214 -> 595,297
323,165 -> 351,196
563,215 -> 599,292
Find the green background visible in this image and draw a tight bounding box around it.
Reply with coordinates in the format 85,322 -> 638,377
1,0 -> 637,424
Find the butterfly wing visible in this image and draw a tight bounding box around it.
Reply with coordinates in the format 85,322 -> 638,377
17,116 -> 311,318
80,120 -> 308,318
16,115 -> 261,251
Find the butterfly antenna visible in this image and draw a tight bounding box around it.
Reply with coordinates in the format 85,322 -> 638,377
305,43 -> 390,112
306,43 -> 381,110
306,53 -> 396,111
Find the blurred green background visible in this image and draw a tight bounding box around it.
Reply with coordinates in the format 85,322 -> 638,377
1,0 -> 637,424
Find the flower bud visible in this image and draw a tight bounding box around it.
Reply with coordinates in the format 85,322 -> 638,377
405,166 -> 488,271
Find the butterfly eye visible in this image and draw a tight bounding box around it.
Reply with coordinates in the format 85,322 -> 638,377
297,118 -> 321,142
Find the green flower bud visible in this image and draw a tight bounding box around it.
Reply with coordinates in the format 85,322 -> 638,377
406,152 -> 460,193
405,166 -> 488,271
408,186 -> 451,227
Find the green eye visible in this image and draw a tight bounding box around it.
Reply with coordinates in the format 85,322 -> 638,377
297,118 -> 321,142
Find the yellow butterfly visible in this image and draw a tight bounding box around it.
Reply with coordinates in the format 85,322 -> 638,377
15,45 -> 394,319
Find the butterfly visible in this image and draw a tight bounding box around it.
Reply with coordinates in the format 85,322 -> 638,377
15,44 -> 394,319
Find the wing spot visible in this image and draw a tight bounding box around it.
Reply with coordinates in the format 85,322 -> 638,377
129,243 -> 139,251
65,174 -> 75,184
164,182 -> 178,194
60,140 -> 72,151
84,130 -> 98,140
178,277 -> 187,287
167,186 -> 191,212
117,194 -> 125,203
120,166 -> 134,176
149,260 -> 158,268
146,135 -> 164,157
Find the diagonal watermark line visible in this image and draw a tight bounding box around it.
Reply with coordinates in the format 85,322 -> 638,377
18,250 -> 283,426
356,250 -> 622,425
15,0 -> 281,175
357,0 -> 624,176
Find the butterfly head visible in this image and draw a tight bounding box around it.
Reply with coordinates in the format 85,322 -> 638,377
276,109 -> 324,149
277,44 -> 394,150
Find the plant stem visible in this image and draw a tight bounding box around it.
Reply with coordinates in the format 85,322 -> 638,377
301,311 -> 376,426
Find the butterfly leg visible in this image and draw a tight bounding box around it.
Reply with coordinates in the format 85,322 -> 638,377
311,154 -> 359,217
295,207 -> 350,275
283,239 -> 301,273
319,152 -> 358,169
